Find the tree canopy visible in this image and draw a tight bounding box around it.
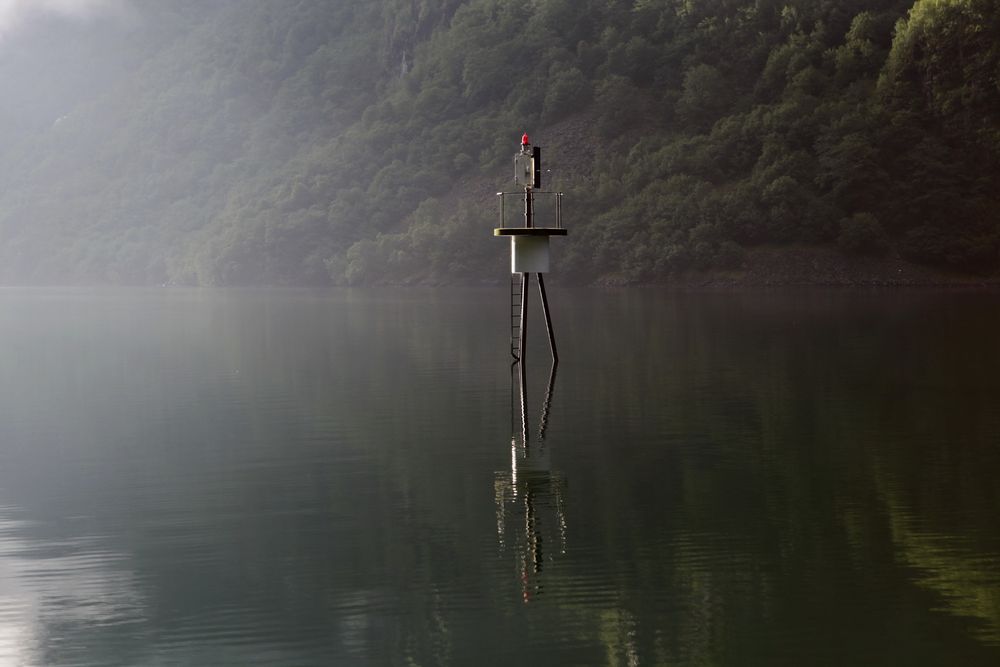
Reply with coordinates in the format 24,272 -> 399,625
0,0 -> 996,285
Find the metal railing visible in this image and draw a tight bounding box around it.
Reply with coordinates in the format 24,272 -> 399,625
496,191 -> 563,230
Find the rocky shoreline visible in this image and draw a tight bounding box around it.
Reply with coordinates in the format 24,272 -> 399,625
589,245 -> 1000,288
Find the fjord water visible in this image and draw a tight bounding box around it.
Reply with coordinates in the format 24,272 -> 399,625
0,288 -> 998,666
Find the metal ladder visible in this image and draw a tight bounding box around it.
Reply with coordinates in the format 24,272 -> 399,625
510,274 -> 522,360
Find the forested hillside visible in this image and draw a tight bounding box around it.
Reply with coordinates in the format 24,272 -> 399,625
0,0 -> 997,286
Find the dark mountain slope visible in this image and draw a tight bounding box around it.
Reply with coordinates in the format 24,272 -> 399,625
0,0 -> 996,286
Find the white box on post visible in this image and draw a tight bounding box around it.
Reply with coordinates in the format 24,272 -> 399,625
511,236 -> 550,273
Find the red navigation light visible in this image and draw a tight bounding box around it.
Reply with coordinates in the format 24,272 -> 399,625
521,132 -> 530,146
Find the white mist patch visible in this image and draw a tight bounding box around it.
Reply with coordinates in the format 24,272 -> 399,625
0,0 -> 127,39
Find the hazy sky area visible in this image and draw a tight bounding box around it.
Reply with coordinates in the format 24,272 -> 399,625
0,0 -> 125,39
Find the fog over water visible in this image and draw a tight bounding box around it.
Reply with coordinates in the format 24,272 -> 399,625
0,287 -> 997,665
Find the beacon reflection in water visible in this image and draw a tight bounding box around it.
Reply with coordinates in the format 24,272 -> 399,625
494,363 -> 567,602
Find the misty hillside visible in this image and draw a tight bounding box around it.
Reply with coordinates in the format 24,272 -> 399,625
0,0 -> 997,286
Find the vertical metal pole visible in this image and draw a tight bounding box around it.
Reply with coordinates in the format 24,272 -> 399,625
510,360 -> 519,437
519,272 -> 530,368
537,273 -> 558,365
518,177 -> 532,368
518,343 -> 528,448
525,187 -> 533,229
538,361 -> 557,440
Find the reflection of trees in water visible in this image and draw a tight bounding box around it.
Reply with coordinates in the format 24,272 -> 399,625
0,290 -> 474,665
874,472 -> 1000,646
0,290 -> 999,663
556,290 -> 1000,662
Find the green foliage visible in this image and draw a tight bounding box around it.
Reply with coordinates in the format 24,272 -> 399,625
838,212 -> 889,255
542,65 -> 591,122
901,222 -> 999,268
677,64 -> 732,129
0,0 -> 996,285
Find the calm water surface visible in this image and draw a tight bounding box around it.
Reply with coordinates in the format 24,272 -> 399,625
0,287 -> 998,666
